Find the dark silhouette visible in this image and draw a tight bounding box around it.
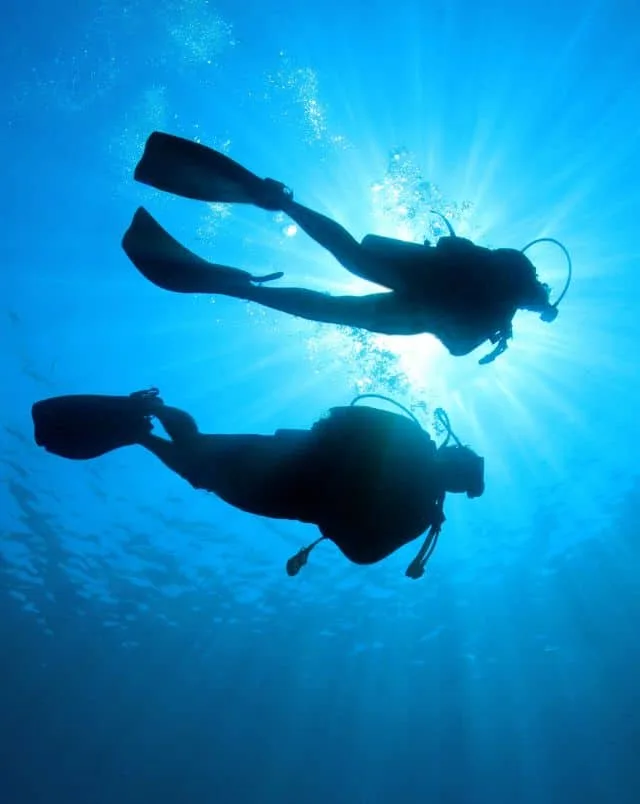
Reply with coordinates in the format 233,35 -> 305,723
32,389 -> 485,579
123,131 -> 563,364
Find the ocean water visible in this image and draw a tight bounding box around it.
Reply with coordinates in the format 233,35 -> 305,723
1,0 -> 640,802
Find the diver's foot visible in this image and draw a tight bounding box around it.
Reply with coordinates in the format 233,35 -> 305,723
253,178 -> 294,211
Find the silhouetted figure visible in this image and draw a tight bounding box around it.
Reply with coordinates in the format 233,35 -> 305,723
32,389 -> 485,578
122,131 -> 566,364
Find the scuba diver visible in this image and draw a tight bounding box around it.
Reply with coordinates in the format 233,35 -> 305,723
31,389 -> 485,579
122,131 -> 571,364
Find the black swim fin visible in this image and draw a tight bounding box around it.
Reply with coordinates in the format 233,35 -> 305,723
32,389 -> 162,460
134,131 -> 292,209
122,207 -> 283,293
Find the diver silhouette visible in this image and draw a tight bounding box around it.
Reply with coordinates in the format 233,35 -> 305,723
32,389 -> 485,579
122,131 -> 571,364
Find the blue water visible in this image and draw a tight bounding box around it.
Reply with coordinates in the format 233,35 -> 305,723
2,0 -> 640,801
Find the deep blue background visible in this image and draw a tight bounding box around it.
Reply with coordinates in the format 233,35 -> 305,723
1,0 -> 640,801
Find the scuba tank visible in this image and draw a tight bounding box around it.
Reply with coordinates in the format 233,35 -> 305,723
361,234 -> 430,259
360,210 -> 457,258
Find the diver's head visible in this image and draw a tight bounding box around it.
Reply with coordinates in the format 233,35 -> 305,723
521,281 -> 558,322
537,293 -> 558,322
498,249 -> 558,321
436,445 -> 485,499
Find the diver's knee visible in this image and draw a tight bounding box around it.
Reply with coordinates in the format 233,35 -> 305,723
155,406 -> 200,441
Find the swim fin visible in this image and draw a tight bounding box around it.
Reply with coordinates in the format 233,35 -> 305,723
32,389 -> 162,460
122,207 -> 283,293
134,131 -> 293,209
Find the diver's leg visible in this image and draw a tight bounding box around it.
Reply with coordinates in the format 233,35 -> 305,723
137,432 -> 199,481
284,201 -> 361,268
280,200 -> 399,286
134,403 -> 202,478
151,404 -> 200,441
282,200 -> 421,292
241,285 -> 434,336
138,427 -> 316,521
224,284 -> 415,333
